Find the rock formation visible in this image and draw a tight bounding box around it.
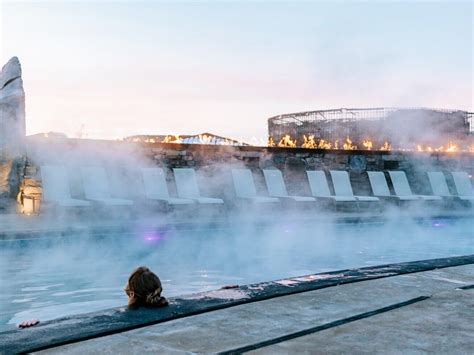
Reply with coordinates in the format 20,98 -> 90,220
0,56 -> 26,157
0,57 -> 26,209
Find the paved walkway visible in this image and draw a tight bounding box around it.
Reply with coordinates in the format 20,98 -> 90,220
35,264 -> 474,354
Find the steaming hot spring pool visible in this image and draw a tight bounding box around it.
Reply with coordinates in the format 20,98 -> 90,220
1,217 -> 473,331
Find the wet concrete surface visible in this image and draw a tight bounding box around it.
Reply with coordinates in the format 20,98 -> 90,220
251,288 -> 474,355
34,264 -> 474,354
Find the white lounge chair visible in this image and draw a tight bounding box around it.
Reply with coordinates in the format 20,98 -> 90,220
306,170 -> 356,201
389,171 -> 441,201
427,171 -> 473,202
173,168 -> 224,204
451,172 -> 474,201
80,166 -> 134,206
368,171 -> 419,201
41,165 -> 90,207
330,170 -> 379,202
231,169 -> 279,203
263,169 -> 315,202
141,167 -> 194,205
427,172 -> 451,197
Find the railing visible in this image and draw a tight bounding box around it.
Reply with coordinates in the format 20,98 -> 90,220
268,107 -> 473,137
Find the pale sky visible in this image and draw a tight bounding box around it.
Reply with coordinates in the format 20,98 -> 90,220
1,0 -> 473,142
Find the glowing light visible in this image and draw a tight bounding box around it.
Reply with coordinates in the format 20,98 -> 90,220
143,230 -> 165,242
432,220 -> 449,228
265,133 -> 473,153
446,142 -> 458,153
278,134 -> 297,148
162,135 -> 183,144
301,135 -> 317,149
267,136 -> 276,147
318,139 -> 332,149
380,141 -> 392,151
343,136 -> 357,150
362,139 -> 373,150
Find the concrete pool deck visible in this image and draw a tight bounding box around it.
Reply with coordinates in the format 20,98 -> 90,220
35,264 -> 474,354
1,256 -> 473,354
38,265 -> 474,354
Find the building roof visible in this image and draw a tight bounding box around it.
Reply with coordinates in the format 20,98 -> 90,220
124,132 -> 248,146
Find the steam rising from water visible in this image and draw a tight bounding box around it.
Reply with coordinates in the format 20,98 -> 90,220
0,139 -> 471,331
1,213 -> 473,330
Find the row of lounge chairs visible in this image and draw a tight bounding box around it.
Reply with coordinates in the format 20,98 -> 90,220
41,166 -> 225,207
238,170 -> 472,204
40,165 -> 474,208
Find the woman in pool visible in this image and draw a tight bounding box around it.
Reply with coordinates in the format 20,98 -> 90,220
124,266 -> 168,309
19,266 -> 167,328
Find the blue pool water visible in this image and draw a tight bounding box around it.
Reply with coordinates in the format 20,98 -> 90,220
0,217 -> 473,331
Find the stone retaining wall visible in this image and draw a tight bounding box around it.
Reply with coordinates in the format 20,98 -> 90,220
13,138 -> 472,213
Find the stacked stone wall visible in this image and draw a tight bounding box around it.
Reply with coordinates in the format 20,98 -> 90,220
15,139 -> 473,211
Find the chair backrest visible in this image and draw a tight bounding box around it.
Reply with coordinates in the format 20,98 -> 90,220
80,166 -> 112,199
451,172 -> 474,196
388,171 -> 413,196
330,171 -> 354,197
173,168 -> 201,198
41,165 -> 72,201
427,172 -> 451,197
306,170 -> 332,197
141,167 -> 170,199
231,169 -> 257,198
367,172 -> 391,196
263,169 -> 288,197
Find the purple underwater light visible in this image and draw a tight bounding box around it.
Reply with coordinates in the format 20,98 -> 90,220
143,230 -> 165,242
432,220 -> 449,228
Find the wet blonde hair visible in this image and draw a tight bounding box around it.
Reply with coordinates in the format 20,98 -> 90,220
125,266 -> 168,309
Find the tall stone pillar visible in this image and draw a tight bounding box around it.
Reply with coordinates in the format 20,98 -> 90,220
0,57 -> 26,209
0,56 -> 26,157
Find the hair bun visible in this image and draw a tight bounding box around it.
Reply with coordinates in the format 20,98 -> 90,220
146,288 -> 168,306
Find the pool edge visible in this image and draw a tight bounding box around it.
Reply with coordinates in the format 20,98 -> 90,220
1,254 -> 474,354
